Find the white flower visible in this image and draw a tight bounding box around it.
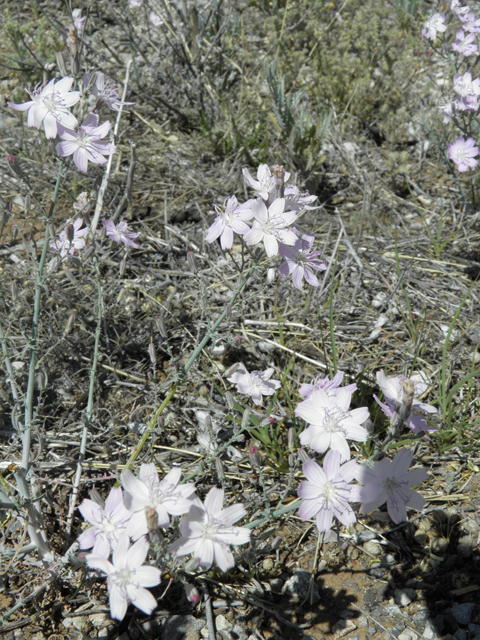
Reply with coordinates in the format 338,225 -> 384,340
376,370 -> 437,414
78,487 -> 132,558
227,362 -> 281,405
205,196 -> 253,250
295,388 -> 369,461
87,534 -> 161,620
121,464 -> 196,539
169,488 -> 250,572
8,77 -> 79,139
243,198 -> 297,257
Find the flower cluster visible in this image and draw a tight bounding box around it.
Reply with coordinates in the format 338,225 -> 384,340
205,164 -> 325,289
422,3 -> 480,172
78,463 -> 250,620
295,370 -> 434,533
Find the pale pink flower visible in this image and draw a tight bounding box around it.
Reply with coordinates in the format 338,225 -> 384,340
121,464 -> 196,539
298,451 -> 359,533
227,362 -> 281,405
57,113 -> 116,173
205,196 -> 253,250
448,136 -> 479,172
298,371 -> 357,401
243,198 -> 297,257
78,487 -> 131,558
451,0 -> 470,19
8,77 -> 80,139
87,534 -> 161,620
453,72 -> 480,98
374,394 -> 438,437
421,13 -> 447,40
83,72 -> 134,112
438,96 -> 456,123
463,12 -> 480,32
103,219 -> 139,248
452,29 -> 478,55
169,487 -> 250,572
376,370 -> 437,415
296,388 -> 369,461
278,232 -> 326,289
61,9 -> 85,40
50,218 -> 88,258
243,164 -> 317,210
355,448 -> 428,524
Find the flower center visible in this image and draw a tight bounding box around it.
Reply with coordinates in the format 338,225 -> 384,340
112,567 -> 134,590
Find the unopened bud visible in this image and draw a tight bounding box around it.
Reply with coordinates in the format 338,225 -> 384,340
298,448 -> 309,464
65,313 -> 76,334
215,457 -> 225,481
119,255 -> 127,277
249,446 -> 262,468
203,414 -> 212,430
36,370 -> 46,391
224,362 -> 241,378
148,339 -> 156,364
48,222 -> 56,239
241,407 -> 251,428
24,194 -> 31,214
288,427 -> 295,452
6,201 -> 13,214
267,267 -> 276,284
156,317 -> 168,338
272,164 -> 285,198
156,415 -> 164,431
200,284 -> 207,310
185,557 -> 201,572
7,155 -> 23,178
185,583 -> 200,603
288,452 -> 296,467
68,26 -> 78,57
225,303 -> 231,321
89,488 -> 104,506
83,245 -> 95,260
11,280 -> 17,301
56,51 -> 68,76
66,224 -> 75,243
187,251 -> 196,272
145,506 -> 159,532
225,391 -> 235,411
260,415 -> 274,427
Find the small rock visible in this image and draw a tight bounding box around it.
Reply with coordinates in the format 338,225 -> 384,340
370,567 -> 386,578
368,625 -> 378,635
414,531 -> 427,545
269,578 -> 283,593
395,588 -> 416,607
282,570 -> 320,604
463,517 -> 480,534
422,621 -> 436,640
451,602 -> 475,626
161,615 -> 205,640
215,614 -> 249,640
457,534 -> 474,558
364,541 -> 382,556
357,530 -> 378,543
431,537 -> 449,556
397,631 -> 419,640
467,326 -> 480,344
262,558 -> 274,572
331,618 -> 356,637
454,630 -> 468,640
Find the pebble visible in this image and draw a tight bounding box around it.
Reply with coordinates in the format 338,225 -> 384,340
331,618 -> 356,637
422,621 -> 436,640
397,630 -> 419,640
457,534 -> 474,558
282,570 -> 320,604
394,588 -> 416,607
451,602 -> 475,625
364,541 -> 382,556
431,537 -> 449,556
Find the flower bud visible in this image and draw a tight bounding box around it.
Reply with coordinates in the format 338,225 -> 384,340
185,583 -> 200,603
215,457 -> 225,481
119,255 -> 127,277
241,407 -> 251,428
24,194 -> 31,214
225,391 -> 235,411
89,488 -> 104,506
200,284 -> 207,311
156,415 -> 164,431
225,303 -> 232,321
267,267 -> 276,284
298,448 -> 309,464
148,339 -> 156,364
224,362 -> 241,378
11,279 -> 17,301
66,224 -> 75,243
249,446 -> 262,469
288,427 -> 295,452
156,317 -> 168,338
36,370 -> 46,391
68,26 -> 78,57
288,452 -> 296,467
185,557 -> 201,572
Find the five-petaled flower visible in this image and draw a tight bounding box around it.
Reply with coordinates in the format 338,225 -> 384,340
278,232 -> 326,290
227,362 -> 281,405
243,197 -> 297,257
355,448 -> 428,524
57,113 -> 117,172
50,218 -> 88,258
103,219 -> 140,248
78,487 -> 132,558
295,387 -> 369,462
205,196 -> 253,250
8,77 -> 80,139
452,29 -> 478,56
298,450 -> 360,533
421,13 -> 447,41
121,464 -> 196,539
83,72 -> 135,112
169,487 -> 250,572
448,136 -> 479,172
87,534 -> 161,621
